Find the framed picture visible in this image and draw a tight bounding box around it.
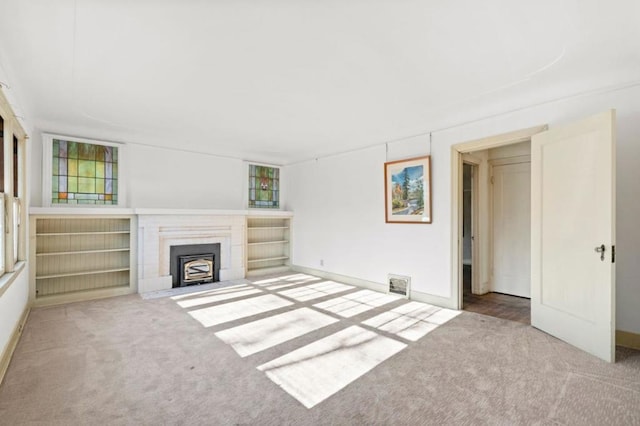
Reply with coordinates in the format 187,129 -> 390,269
384,155 -> 432,224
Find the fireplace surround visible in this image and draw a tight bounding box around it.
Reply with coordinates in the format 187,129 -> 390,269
135,211 -> 290,293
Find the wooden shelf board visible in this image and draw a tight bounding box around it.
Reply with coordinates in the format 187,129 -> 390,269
246,265 -> 291,276
247,240 -> 289,246
247,256 -> 289,263
36,231 -> 130,236
247,226 -> 289,229
36,268 -> 130,280
34,285 -> 134,306
36,248 -> 130,256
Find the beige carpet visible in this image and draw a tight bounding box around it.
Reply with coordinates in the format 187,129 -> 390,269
1,272 -> 639,425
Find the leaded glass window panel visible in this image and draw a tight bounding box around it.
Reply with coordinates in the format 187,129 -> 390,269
51,139 -> 119,205
248,164 -> 279,208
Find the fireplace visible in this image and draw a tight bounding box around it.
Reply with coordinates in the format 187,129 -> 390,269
180,254 -> 214,285
170,243 -> 221,287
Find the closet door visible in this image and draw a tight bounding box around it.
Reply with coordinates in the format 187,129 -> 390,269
492,161 -> 531,298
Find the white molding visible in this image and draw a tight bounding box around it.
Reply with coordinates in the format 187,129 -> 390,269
489,155 -> 531,167
411,289 -> 459,310
32,286 -> 135,308
0,305 -> 30,386
291,265 -> 458,310
292,265 -> 387,292
247,209 -> 293,217
454,126 -> 547,153
136,208 -> 249,216
0,262 -> 26,298
30,207 -> 135,216
30,207 -> 294,217
450,125 -> 547,310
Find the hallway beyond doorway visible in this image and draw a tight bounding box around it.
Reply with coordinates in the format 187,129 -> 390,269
463,265 -> 530,324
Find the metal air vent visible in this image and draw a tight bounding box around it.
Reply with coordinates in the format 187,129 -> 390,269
388,274 -> 411,298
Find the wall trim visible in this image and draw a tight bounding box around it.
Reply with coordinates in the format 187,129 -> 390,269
32,286 -> 135,308
291,265 -> 458,310
410,289 -> 458,310
291,265 -> 386,292
616,330 -> 640,351
0,306 -> 30,386
0,261 -> 26,298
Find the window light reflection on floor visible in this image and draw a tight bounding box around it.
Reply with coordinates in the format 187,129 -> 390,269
175,288 -> 262,309
313,289 -> 400,318
188,294 -> 293,328
277,281 -> 354,302
215,307 -> 339,357
257,325 -> 407,409
170,283 -> 251,301
363,301 -> 461,341
174,276 -> 462,409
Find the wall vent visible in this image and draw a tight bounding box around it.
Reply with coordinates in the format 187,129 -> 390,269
388,274 -> 411,298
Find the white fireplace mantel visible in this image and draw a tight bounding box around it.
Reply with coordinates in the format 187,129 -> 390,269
136,209 -> 292,293
30,207 -> 293,217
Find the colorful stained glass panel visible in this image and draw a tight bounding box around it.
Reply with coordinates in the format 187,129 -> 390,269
248,164 -> 279,208
52,139 -> 119,205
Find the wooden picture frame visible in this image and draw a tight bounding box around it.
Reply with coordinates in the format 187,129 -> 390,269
384,155 -> 432,224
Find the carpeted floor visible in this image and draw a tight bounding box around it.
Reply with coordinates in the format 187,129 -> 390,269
1,272 -> 639,425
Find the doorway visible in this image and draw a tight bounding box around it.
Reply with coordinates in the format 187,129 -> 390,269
452,128 -> 546,324
451,113 -> 617,362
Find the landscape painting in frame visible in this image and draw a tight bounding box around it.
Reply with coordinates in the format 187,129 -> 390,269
384,155 -> 432,224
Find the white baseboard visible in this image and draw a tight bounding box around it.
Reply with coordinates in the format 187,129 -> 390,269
291,265 -> 386,292
291,265 -> 458,310
33,286 -> 135,308
0,306 -> 30,386
410,289 -> 458,310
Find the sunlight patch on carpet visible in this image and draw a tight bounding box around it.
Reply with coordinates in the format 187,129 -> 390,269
277,281 -> 354,302
215,308 -> 339,357
176,288 -> 262,308
313,290 -> 400,318
188,295 -> 293,328
258,325 -> 406,408
265,282 -> 307,291
362,301 -> 460,341
170,283 -> 253,301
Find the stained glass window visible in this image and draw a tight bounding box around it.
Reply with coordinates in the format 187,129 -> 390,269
52,139 -> 118,205
248,164 -> 279,208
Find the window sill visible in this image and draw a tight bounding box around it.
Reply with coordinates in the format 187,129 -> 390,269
0,261 -> 27,298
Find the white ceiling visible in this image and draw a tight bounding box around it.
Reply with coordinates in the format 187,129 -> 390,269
0,0 -> 638,164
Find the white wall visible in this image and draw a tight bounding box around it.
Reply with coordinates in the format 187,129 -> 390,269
286,84 -> 640,334
0,272 -> 29,359
30,135 -> 249,209
126,145 -> 245,209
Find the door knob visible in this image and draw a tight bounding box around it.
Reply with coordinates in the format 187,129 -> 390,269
595,244 -> 606,261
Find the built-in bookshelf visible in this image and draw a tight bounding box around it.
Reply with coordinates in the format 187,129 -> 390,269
31,216 -> 136,305
246,216 -> 291,276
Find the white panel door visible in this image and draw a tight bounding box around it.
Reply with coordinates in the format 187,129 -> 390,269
531,110 -> 616,362
492,162 -> 531,298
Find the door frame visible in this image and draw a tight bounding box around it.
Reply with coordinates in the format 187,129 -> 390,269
451,125 -> 548,310
461,159 -> 480,296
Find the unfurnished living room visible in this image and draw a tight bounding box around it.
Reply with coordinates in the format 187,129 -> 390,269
1,1 -> 640,425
